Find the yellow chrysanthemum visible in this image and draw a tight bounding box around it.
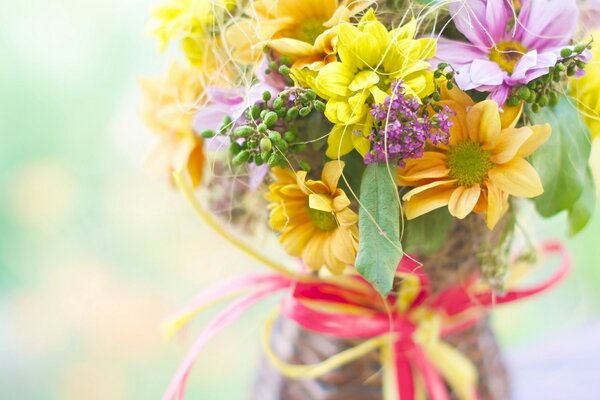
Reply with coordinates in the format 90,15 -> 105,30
300,9 -> 436,159
398,87 -> 551,229
140,61 -> 205,186
266,161 -> 359,274
151,0 -> 234,69
226,0 -> 372,69
571,31 -> 600,139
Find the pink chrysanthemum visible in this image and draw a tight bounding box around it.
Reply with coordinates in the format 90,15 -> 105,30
435,0 -> 578,105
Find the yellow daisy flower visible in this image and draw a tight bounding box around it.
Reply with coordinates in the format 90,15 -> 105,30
571,31 -> 600,139
151,0 -> 234,69
266,161 -> 359,274
226,0 -> 372,69
304,9 -> 436,159
398,88 -> 551,229
140,61 -> 205,186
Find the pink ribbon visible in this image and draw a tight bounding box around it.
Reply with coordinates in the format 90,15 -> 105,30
163,241 -> 570,400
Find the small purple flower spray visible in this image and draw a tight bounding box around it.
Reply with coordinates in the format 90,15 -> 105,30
365,82 -> 453,167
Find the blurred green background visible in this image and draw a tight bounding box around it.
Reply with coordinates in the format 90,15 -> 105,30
1,0 -> 599,399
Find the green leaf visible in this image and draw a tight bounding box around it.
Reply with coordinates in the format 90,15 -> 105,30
401,208 -> 453,256
568,166 -> 596,236
338,150 -> 366,199
355,164 -> 403,295
529,97 -> 592,217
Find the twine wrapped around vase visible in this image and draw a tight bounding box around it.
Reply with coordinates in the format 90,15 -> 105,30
252,215 -> 511,400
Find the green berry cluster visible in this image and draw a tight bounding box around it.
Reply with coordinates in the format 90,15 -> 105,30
433,62 -> 457,94
506,41 -> 592,112
264,54 -> 294,86
205,88 -> 326,170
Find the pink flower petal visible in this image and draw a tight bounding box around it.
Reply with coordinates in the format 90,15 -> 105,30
433,37 -> 488,68
455,60 -> 505,91
516,0 -> 578,50
449,0 -> 511,48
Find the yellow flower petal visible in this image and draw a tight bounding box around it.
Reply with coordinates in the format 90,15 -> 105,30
267,37 -> 316,57
332,191 -> 352,212
302,231 -> 327,270
490,127 -> 533,165
516,123 -> 551,158
280,222 -> 316,256
488,158 -> 544,198
403,185 -> 455,220
348,70 -> 380,92
485,181 -> 506,229
309,193 -> 334,212
448,185 -> 481,219
335,207 -> 358,227
352,134 -> 371,156
321,160 -> 344,191
316,62 -> 354,98
326,124 -> 355,158
499,103 -> 523,129
397,152 -> 450,184
466,101 -> 501,149
403,180 -> 456,201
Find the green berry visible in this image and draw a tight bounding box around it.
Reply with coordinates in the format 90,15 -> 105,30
299,106 -> 311,117
260,151 -> 271,163
314,100 -> 326,112
247,139 -> 258,149
234,126 -> 253,137
434,70 -> 442,79
549,92 -> 559,106
275,139 -> 288,151
283,131 -> 296,143
560,48 -> 573,58
268,131 -> 282,142
506,95 -> 520,107
273,97 -> 284,110
262,91 -> 272,102
276,108 -> 287,118
517,86 -> 531,100
446,81 -> 454,90
304,90 -> 317,102
229,142 -> 242,155
538,94 -> 549,107
263,111 -> 279,127
200,129 -> 215,138
279,56 -> 291,66
286,107 -> 299,119
260,138 -> 272,152
555,63 -> 566,72
232,150 -> 250,166
257,123 -> 268,133
531,103 -> 540,113
574,44 -> 586,54
278,65 -> 291,75
438,62 -> 448,70
268,153 -> 282,167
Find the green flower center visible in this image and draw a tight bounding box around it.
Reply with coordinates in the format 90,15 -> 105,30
489,41 -> 527,74
293,18 -> 327,44
308,207 -> 338,231
447,140 -> 493,186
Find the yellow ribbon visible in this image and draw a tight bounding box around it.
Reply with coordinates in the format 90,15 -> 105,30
173,169 -> 479,399
261,304 -> 478,400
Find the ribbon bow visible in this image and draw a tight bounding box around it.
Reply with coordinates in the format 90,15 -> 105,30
163,241 -> 570,400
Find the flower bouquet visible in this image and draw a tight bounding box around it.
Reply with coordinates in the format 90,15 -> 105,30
141,0 -> 600,399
